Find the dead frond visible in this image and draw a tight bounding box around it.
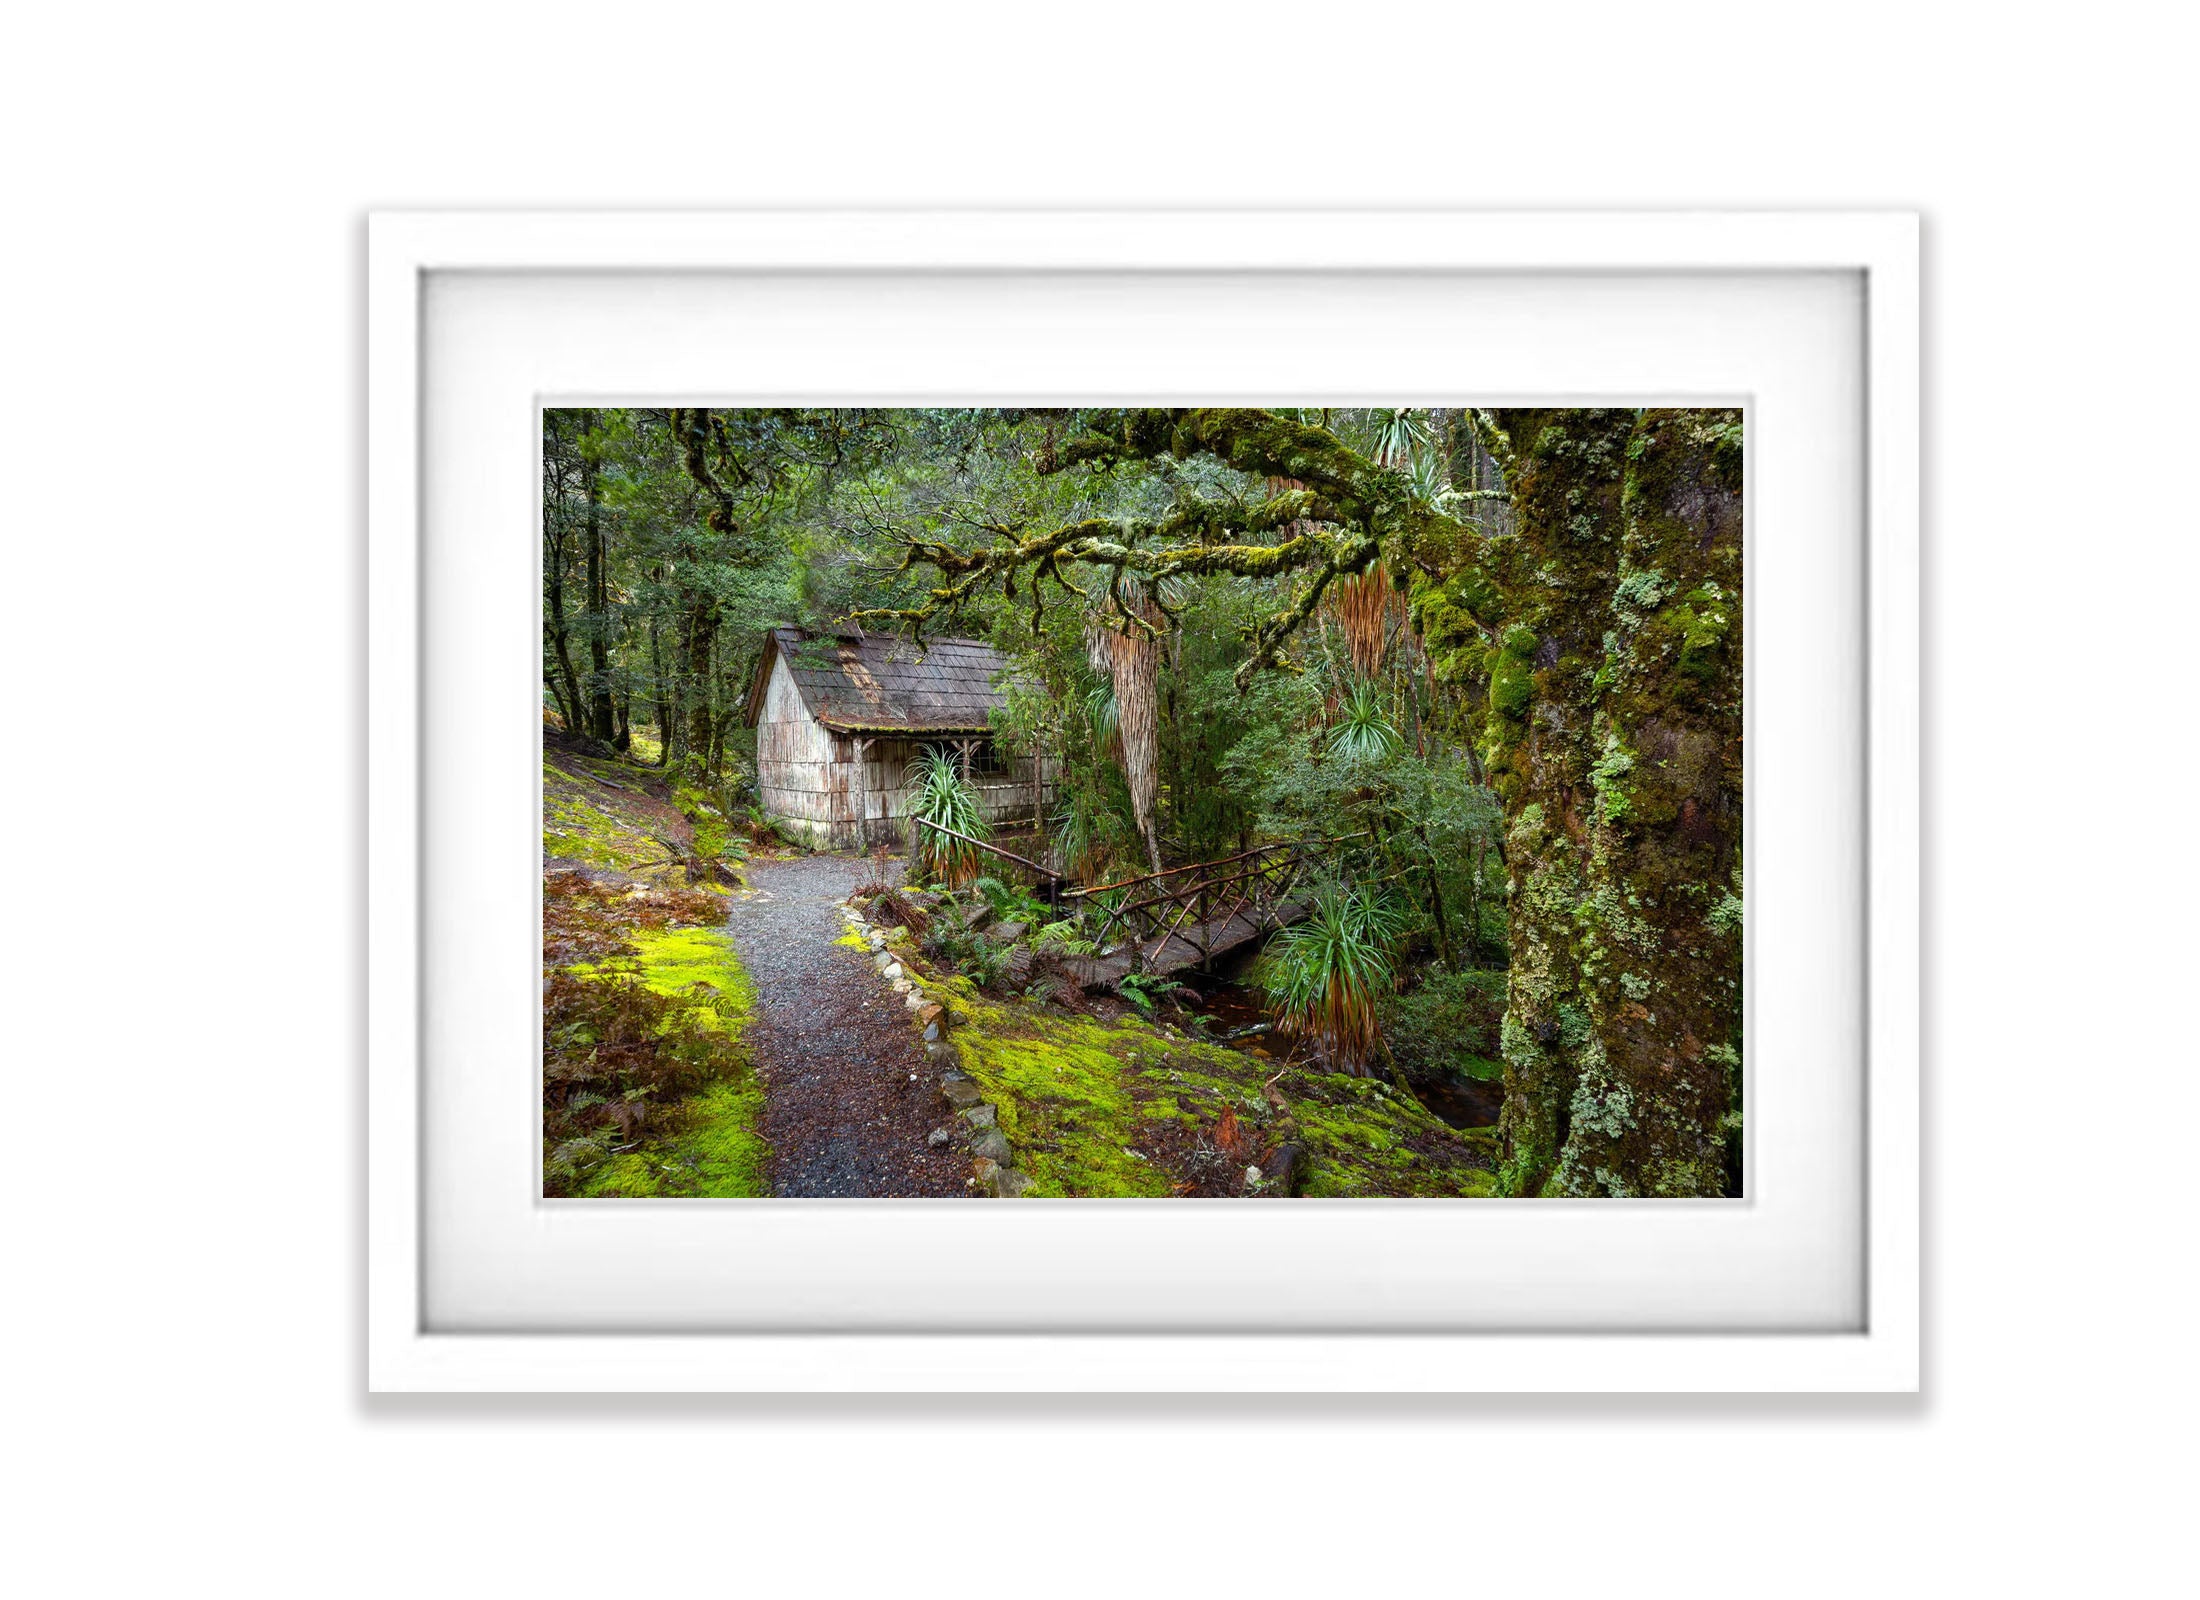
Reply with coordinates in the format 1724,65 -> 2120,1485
1325,565 -> 1396,679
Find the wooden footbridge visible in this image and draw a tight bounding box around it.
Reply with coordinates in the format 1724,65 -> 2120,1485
912,819 -> 1362,990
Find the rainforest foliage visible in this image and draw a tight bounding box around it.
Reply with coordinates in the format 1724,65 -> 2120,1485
544,406 -> 1744,1198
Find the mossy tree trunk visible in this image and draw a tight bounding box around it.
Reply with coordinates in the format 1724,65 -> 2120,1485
1461,409 -> 1744,1197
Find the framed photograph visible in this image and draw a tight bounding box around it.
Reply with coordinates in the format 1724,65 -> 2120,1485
368,210 -> 1916,1391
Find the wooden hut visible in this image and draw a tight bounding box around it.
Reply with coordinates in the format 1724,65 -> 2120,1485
742,627 -> 1055,849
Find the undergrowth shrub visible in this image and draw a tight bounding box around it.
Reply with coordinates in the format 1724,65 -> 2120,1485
543,969 -> 721,1131
922,896 -> 1016,990
971,874 -> 1051,928
1380,967 -> 1508,1083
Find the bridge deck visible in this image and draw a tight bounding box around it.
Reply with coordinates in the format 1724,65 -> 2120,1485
1062,898 -> 1305,991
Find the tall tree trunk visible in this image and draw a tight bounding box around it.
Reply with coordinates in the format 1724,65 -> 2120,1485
543,652 -> 577,735
683,602 -> 717,771
1472,409 -> 1745,1197
1412,821 -> 1456,973
580,414 -> 617,744
544,539 -> 585,736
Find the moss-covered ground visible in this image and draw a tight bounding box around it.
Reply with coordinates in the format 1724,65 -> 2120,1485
547,897 -> 770,1199
926,971 -> 1495,1199
541,744 -> 692,876
541,737 -> 768,1198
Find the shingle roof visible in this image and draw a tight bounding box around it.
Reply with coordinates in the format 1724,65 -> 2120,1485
745,627 -> 1025,735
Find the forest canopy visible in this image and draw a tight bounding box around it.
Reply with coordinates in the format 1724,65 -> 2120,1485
543,405 -> 1743,1198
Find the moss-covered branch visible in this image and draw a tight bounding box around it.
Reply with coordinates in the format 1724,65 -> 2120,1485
843,408 -> 1489,683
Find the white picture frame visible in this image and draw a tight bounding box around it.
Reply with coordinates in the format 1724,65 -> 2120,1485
368,210 -> 1917,1392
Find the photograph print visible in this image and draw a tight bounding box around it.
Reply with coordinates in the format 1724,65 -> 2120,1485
541,407 -> 1743,1200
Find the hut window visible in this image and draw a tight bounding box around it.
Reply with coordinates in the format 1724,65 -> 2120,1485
922,738 -> 1007,778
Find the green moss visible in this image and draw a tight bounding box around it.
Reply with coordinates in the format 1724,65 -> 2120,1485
1487,634 -> 1536,719
946,985 -> 1185,1196
834,928 -> 872,951
936,976 -> 1495,1199
1290,1075 -> 1495,1198
583,1152 -> 664,1198
1670,582 -> 1734,680
572,1077 -> 769,1199
561,925 -> 766,1199
627,926 -> 754,1033
543,755 -> 678,875
663,1078 -> 771,1195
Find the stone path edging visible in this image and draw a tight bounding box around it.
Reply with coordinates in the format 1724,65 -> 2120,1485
836,897 -> 1034,1198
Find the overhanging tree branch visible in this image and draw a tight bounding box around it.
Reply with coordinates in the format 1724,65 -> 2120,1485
839,407 -> 1502,686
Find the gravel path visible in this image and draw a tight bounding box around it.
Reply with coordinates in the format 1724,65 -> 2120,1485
721,854 -> 967,1198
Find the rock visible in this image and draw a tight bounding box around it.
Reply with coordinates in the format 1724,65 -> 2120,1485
891,978 -> 913,995
961,1102 -> 997,1130
948,1008 -> 970,1027
904,991 -> 925,1011
1259,1142 -> 1309,1197
993,921 -> 1027,943
940,1079 -> 985,1111
993,1169 -> 1033,1199
1245,1165 -> 1263,1186
923,1021 -> 941,1043
917,1002 -> 944,1028
927,1127 -> 952,1147
873,952 -> 892,972
882,963 -> 903,982
550,1139 -> 605,1172
971,1157 -> 1002,1186
925,1042 -> 953,1063
967,903 -> 996,933
972,1129 -> 1012,1164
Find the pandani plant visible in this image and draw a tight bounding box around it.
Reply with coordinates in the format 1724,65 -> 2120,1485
907,745 -> 986,887
1326,680 -> 1403,763
1253,880 -> 1405,1076
1354,405 -> 1434,468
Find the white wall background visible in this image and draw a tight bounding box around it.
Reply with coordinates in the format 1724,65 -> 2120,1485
4,3 -> 2191,1594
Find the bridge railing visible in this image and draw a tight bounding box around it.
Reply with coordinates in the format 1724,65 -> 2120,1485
906,819 -> 1373,968
1064,831 -> 1369,964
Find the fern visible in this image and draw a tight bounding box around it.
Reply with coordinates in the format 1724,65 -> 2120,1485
1035,919 -> 1100,958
